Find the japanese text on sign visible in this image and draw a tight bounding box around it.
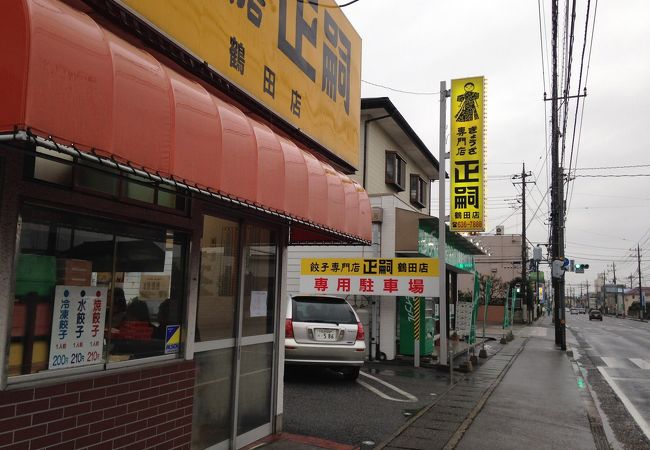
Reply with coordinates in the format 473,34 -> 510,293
300,258 -> 439,296
118,0 -> 361,168
49,286 -> 107,370
450,76 -> 486,232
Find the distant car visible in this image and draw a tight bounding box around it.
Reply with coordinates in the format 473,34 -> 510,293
589,309 -> 603,321
570,307 -> 579,314
285,294 -> 366,380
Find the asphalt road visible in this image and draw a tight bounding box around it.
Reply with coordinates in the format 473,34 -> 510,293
567,311 -> 650,449
282,341 -> 501,448
282,362 -> 452,447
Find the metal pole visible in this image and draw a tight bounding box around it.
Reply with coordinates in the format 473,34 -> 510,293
613,262 -> 618,316
414,298 -> 421,368
521,163 -> 527,323
638,244 -> 644,320
438,81 -> 449,367
535,260 -> 539,317
602,271 -> 606,311
550,0 -> 566,350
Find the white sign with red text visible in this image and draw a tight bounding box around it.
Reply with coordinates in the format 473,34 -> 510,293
48,286 -> 107,370
299,258 -> 439,296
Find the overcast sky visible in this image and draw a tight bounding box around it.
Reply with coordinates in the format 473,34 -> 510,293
343,0 -> 650,292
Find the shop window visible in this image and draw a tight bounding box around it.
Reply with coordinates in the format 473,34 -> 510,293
124,173 -> 155,204
8,204 -> 188,378
33,147 -> 73,185
385,151 -> 406,191
196,215 -> 240,341
29,150 -> 187,214
242,225 -> 277,336
410,174 -> 427,208
191,348 -> 234,448
76,164 -> 120,196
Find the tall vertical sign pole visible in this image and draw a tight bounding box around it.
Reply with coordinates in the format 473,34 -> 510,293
439,81 -> 449,366
551,0 -> 566,350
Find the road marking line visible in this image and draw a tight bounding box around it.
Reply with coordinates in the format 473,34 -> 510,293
630,358 -> 650,370
598,366 -> 650,442
601,357 -> 628,368
357,372 -> 418,402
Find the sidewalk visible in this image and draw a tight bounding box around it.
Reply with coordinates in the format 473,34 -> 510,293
247,316 -> 603,450
377,315 -> 602,449
452,316 -> 599,450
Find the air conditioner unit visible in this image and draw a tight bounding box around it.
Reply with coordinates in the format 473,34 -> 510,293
495,225 -> 504,235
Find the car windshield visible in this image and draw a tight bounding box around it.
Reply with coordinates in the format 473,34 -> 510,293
292,296 -> 357,324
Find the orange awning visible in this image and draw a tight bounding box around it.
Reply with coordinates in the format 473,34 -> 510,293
0,0 -> 371,244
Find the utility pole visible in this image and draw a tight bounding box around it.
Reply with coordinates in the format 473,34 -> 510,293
612,262 -> 619,316
637,244 -> 644,320
438,80 -> 450,368
513,163 -> 533,323
580,284 -> 583,307
586,282 -> 589,309
601,271 -> 607,312
550,0 -> 566,350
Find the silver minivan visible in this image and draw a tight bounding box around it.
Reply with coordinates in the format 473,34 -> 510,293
284,294 -> 366,380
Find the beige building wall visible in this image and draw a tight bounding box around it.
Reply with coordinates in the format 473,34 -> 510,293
458,234 -> 523,293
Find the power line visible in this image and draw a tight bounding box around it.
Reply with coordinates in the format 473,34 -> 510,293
575,163 -> 650,170
573,174 -> 650,178
559,0 -> 577,168
565,0 -> 592,212
361,80 -> 439,95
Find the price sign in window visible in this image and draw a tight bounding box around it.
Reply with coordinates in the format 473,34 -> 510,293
49,286 -> 107,370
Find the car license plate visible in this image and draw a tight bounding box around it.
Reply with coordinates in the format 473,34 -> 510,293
314,329 -> 338,341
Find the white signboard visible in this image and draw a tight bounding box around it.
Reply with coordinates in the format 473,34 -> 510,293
456,302 -> 473,337
300,258 -> 439,297
299,275 -> 439,297
49,286 -> 107,370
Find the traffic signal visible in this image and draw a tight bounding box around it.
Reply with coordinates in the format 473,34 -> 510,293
574,263 -> 590,273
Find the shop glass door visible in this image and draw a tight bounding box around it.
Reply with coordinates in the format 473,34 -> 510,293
191,216 -> 277,450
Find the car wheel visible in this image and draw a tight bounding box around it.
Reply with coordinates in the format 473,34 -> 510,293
342,366 -> 360,381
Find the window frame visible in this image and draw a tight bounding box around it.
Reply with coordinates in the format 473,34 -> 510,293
28,149 -> 191,216
6,199 -> 192,384
385,151 -> 406,191
410,174 -> 427,208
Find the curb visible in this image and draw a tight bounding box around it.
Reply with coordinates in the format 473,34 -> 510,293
372,380 -> 457,450
566,345 -> 611,450
373,337 -> 527,450
442,338 -> 527,450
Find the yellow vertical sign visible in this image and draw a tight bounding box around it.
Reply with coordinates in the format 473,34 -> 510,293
450,76 -> 485,232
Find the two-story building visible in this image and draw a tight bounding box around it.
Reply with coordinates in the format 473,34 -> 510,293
288,97 -> 482,362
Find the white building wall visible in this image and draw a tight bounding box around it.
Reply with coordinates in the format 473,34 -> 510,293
286,110 -> 436,361
364,121 -> 431,214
